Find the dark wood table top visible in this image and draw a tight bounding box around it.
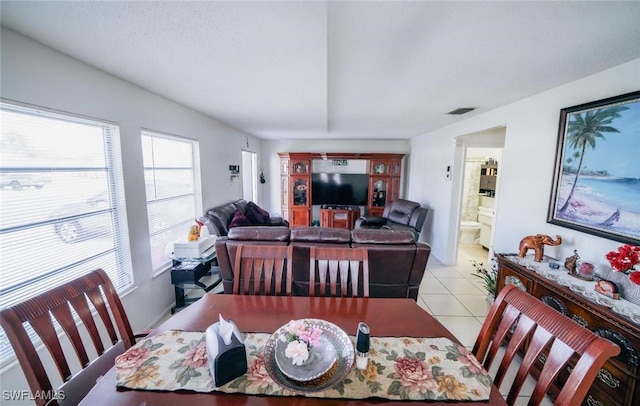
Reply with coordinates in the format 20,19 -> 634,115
80,294 -> 505,405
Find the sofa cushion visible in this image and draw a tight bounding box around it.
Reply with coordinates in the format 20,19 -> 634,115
227,226 -> 290,242
229,209 -> 251,228
351,229 -> 415,244
233,199 -> 248,213
245,201 -> 270,225
290,227 -> 351,244
386,200 -> 420,225
385,223 -> 420,239
211,204 -> 237,233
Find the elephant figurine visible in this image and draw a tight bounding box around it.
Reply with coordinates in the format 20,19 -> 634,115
518,234 -> 562,262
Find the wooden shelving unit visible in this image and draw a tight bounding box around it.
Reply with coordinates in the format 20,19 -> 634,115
479,163 -> 497,195
277,152 -> 404,227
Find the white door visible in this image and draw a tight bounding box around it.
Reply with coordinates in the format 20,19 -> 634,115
242,150 -> 257,203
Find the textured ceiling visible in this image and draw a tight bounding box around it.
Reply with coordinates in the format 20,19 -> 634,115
2,1 -> 639,140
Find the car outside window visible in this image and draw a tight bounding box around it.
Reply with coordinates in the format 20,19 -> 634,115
0,101 -> 133,365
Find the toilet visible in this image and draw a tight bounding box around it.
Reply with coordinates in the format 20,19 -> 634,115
459,221 -> 481,244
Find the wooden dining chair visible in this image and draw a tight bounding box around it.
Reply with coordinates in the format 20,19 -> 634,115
233,245 -> 294,295
473,284 -> 620,406
309,246 -> 369,297
0,269 -> 144,406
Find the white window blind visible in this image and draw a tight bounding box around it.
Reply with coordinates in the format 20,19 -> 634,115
0,101 -> 134,364
141,130 -> 199,272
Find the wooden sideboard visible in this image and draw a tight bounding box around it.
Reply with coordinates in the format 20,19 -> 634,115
278,152 -> 404,227
319,207 -> 360,230
496,253 -> 640,406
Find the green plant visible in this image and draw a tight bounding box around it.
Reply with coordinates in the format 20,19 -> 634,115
471,260 -> 497,296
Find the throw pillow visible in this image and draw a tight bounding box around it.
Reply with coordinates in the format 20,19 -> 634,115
246,201 -> 270,224
229,209 -> 252,228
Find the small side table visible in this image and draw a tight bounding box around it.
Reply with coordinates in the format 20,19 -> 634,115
319,207 -> 361,229
170,250 -> 221,314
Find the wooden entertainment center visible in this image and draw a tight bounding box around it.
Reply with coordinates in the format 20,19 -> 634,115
278,152 -> 404,227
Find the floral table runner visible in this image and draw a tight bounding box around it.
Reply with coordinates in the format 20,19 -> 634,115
115,330 -> 492,401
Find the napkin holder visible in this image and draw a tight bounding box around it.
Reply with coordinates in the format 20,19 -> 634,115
205,321 -> 247,387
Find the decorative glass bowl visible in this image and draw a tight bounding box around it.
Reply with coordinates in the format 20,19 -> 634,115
274,333 -> 337,381
263,319 -> 354,393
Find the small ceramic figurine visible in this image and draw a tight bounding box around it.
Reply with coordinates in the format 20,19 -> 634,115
518,234 -> 563,262
188,218 -> 204,241
564,250 -> 579,275
595,280 -> 620,299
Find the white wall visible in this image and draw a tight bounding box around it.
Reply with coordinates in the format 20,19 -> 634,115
262,139 -> 410,215
409,58 -> 640,267
0,28 -> 261,400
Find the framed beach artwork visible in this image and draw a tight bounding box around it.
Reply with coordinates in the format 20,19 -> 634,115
547,91 -> 640,245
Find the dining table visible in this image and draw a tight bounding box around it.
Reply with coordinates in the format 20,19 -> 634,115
80,293 -> 506,405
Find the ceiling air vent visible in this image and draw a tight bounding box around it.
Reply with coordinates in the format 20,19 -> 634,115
447,107 -> 476,115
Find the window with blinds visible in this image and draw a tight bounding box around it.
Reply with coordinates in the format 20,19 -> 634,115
0,101 -> 134,364
141,130 -> 199,272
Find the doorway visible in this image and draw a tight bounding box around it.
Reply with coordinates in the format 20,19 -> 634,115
242,150 -> 257,203
452,128 -> 505,266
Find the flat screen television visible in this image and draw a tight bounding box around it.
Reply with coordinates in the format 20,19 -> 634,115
311,173 -> 369,206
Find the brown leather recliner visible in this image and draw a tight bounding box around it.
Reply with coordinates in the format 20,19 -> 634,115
355,199 -> 428,240
214,226 -> 431,301
350,229 -> 430,300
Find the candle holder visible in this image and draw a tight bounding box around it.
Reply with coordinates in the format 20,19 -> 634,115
573,260 -> 595,281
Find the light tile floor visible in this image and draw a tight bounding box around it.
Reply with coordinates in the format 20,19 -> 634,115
417,243 -> 491,348
419,243 -> 553,406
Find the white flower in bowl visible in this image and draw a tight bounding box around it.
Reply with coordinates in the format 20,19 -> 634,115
284,319 -> 306,336
285,340 -> 309,365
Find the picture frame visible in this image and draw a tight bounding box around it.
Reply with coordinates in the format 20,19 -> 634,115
547,90 -> 640,244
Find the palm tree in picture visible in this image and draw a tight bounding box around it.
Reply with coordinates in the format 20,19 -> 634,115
572,151 -> 581,172
565,156 -> 573,170
558,106 -> 628,214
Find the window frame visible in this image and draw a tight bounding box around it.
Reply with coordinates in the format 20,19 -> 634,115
0,99 -> 134,366
141,128 -> 201,275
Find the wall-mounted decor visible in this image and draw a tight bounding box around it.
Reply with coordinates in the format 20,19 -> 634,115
547,91 -> 640,244
229,165 -> 240,181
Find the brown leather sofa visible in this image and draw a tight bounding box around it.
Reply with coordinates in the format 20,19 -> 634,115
199,199 -> 288,236
355,199 -> 428,240
214,226 -> 431,300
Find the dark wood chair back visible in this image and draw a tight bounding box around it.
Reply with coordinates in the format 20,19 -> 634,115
473,284 -> 620,406
233,245 -> 294,295
309,246 -> 369,297
0,269 -> 137,406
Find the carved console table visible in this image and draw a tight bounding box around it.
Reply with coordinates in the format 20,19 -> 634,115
496,253 -> 640,406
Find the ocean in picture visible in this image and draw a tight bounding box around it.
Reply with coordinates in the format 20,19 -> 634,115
555,175 -> 640,239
